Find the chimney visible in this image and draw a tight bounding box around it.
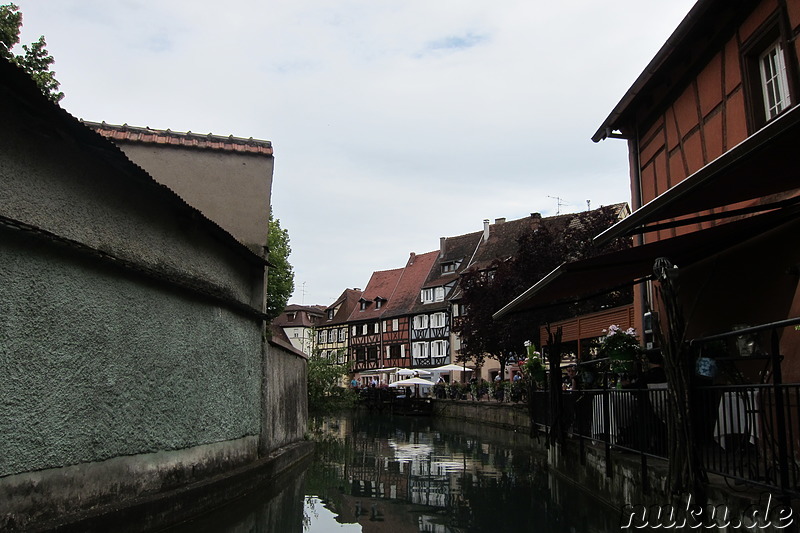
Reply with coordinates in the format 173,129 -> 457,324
483,219 -> 490,241
409,252 -> 416,265
495,217 -> 506,224
439,237 -> 446,258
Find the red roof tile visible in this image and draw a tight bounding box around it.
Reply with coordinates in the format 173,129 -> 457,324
346,267 -> 404,322
83,121 -> 273,156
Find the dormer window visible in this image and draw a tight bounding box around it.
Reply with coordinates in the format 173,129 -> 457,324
374,296 -> 386,309
359,298 -> 370,311
287,312 -> 296,321
441,261 -> 460,274
327,309 -> 335,320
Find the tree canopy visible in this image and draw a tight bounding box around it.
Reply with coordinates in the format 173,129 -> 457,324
452,206 -> 632,377
266,210 -> 295,322
1,3 -> 63,103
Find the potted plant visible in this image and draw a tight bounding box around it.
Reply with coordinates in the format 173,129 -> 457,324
598,325 -> 641,374
522,341 -> 546,389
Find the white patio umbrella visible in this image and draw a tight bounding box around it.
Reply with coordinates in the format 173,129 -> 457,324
389,377 -> 436,387
395,368 -> 432,376
430,364 -> 473,372
389,376 -> 436,398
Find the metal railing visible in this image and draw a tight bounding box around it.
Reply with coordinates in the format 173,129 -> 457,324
528,382 -> 800,497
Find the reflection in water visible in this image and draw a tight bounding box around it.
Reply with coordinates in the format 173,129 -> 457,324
165,413 -> 622,532
305,413 -> 622,533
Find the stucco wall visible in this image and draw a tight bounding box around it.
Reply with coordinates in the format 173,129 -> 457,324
0,81 -> 309,530
0,105 -> 261,309
115,142 -> 273,253
261,343 -> 308,453
0,228 -> 262,476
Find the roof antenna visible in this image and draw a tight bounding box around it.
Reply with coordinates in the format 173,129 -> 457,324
547,195 -> 567,215
587,199 -> 591,211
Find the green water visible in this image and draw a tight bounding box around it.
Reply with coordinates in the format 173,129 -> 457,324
167,412 -> 624,532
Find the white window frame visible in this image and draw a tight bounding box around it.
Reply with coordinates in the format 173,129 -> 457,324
413,315 -> 429,330
362,324 -> 369,335
329,329 -> 337,343
393,318 -> 399,331
412,342 -> 429,358
373,322 -> 380,334
431,340 -> 447,357
431,312 -> 446,328
421,288 -> 434,303
434,287 -> 445,302
759,40 -> 791,120
319,330 -> 328,344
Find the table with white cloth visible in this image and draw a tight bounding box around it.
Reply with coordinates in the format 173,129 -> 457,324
713,390 -> 761,450
591,391 -> 636,445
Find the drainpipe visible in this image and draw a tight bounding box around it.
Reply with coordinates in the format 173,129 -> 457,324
629,131 -> 650,330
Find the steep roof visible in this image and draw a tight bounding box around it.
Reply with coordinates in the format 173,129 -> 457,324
272,305 -> 325,328
346,267 -> 405,322
592,0 -> 748,142
0,57 -> 264,269
322,288 -> 363,326
84,121 -> 273,156
422,232 -> 482,290
382,251 -> 439,319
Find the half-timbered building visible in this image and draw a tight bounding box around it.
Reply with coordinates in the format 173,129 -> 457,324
317,288 -> 362,364
381,251 -> 440,369
346,268 -> 404,372
408,233 -> 480,369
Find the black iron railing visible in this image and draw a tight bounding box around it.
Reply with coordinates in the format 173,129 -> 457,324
528,382 -> 800,497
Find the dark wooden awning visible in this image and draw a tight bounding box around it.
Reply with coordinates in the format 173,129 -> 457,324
494,205 -> 800,318
594,106 -> 800,246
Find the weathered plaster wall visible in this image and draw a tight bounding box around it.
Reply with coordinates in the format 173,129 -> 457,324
115,143 -> 273,254
0,227 -> 262,475
0,105 -> 260,309
0,78 -> 309,530
261,343 -> 308,453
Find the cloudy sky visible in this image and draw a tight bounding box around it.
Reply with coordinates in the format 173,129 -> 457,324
16,0 -> 697,306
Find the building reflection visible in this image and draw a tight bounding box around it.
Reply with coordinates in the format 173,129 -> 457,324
306,414 -> 618,533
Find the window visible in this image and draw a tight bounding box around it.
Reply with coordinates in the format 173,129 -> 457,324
373,322 -> 380,334
413,315 -> 429,330
431,312 -> 446,328
359,300 -> 367,311
743,20 -> 795,129
442,262 -> 456,273
434,287 -> 445,302
327,309 -> 335,320
362,324 -> 369,335
340,328 -> 347,341
329,329 -> 337,343
318,330 -> 328,344
421,288 -> 434,303
352,325 -> 357,336
392,318 -> 399,331
412,342 -> 429,358
759,41 -> 791,120
431,340 -> 447,356
375,299 -> 383,309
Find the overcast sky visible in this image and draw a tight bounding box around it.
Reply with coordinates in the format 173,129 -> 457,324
16,0 -> 697,306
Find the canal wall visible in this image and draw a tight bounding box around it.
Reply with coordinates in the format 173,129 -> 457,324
0,60 -> 310,532
434,400 -> 796,528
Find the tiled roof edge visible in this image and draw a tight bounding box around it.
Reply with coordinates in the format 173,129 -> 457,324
83,121 -> 273,156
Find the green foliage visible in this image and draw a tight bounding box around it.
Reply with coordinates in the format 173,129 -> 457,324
1,3 -> 63,102
307,351 -> 354,413
453,206 -> 632,375
266,209 -> 295,322
598,324 -> 642,373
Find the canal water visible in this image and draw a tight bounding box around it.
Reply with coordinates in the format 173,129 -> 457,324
165,412 -> 624,532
